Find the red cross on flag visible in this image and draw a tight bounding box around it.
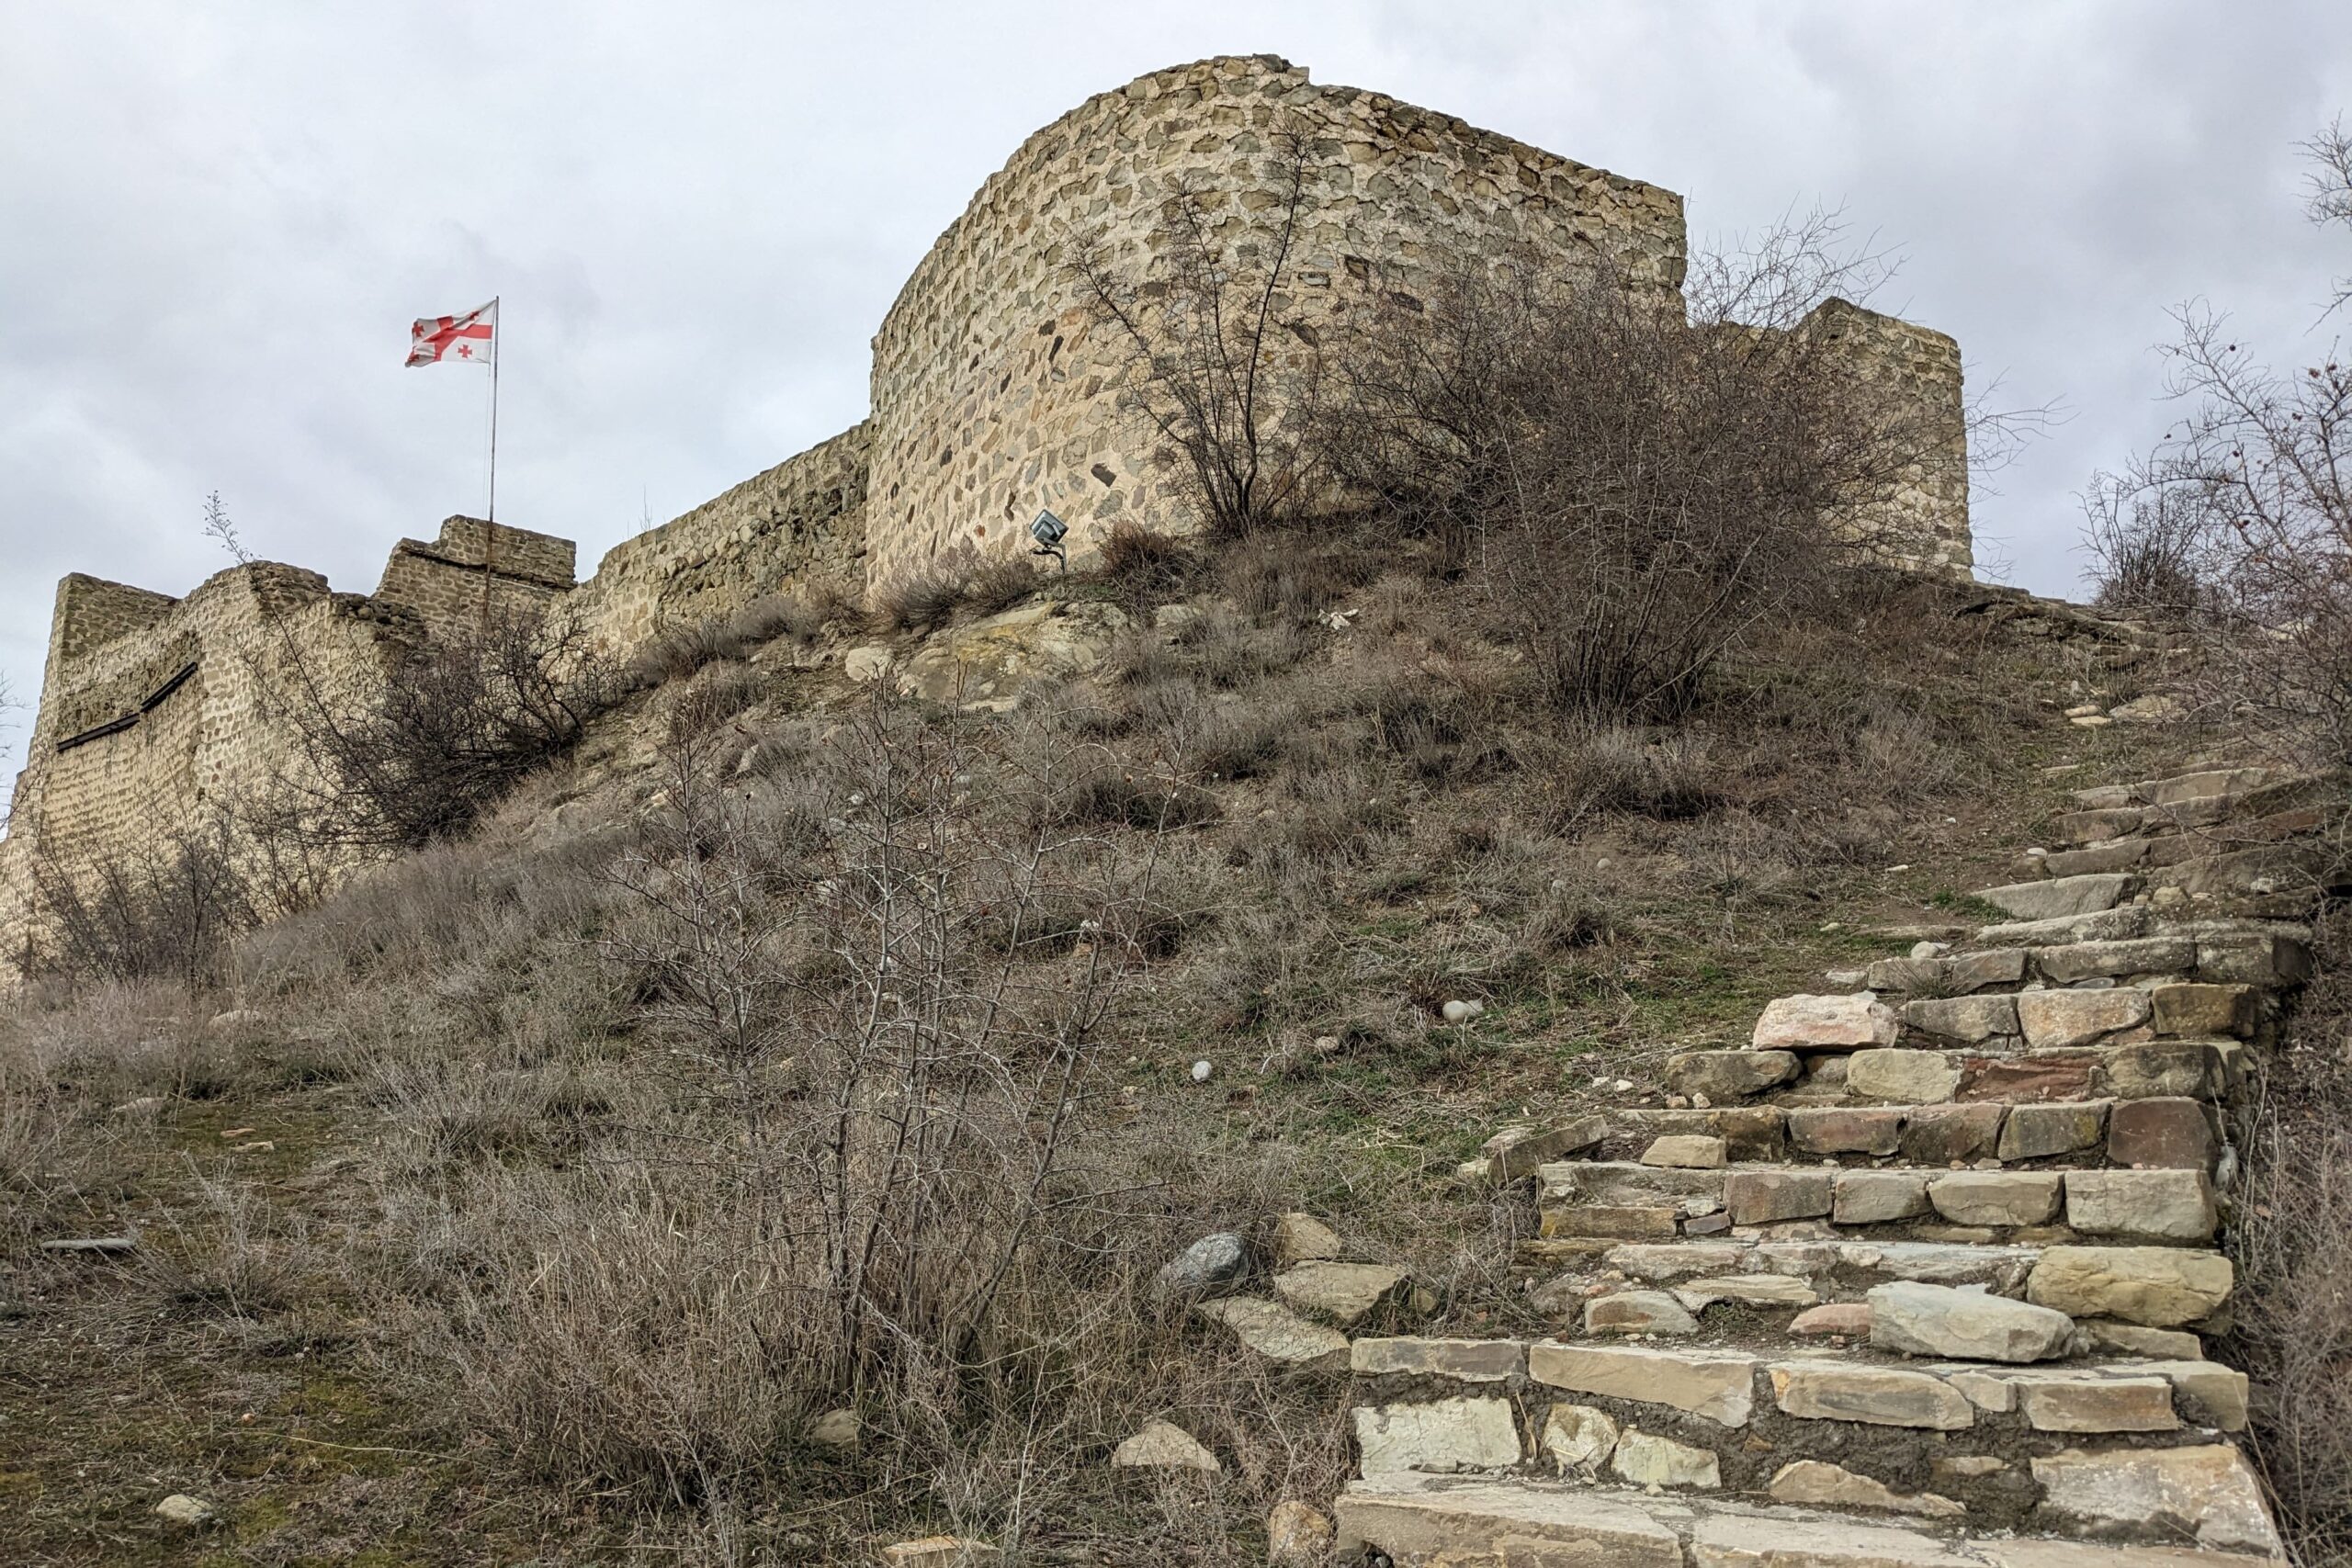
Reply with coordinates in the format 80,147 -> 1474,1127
406,300 -> 496,367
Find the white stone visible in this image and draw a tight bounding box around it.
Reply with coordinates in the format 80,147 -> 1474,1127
1111,1419 -> 1219,1471
1351,1396 -> 1521,1475
1610,1428 -> 1721,1489
1752,993 -> 1899,1051
1541,1403 -> 1620,1474
1867,1281 -> 2073,1363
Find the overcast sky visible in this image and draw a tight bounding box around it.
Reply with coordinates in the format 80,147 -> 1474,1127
5,1 -> 2350,790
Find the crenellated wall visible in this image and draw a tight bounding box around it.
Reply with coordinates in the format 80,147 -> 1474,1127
3,55 -> 1977,976
555,421 -> 871,657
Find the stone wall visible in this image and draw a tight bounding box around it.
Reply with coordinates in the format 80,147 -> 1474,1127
556,420 -> 871,657
2,55 -> 1980,976
1802,298 -> 1973,577
865,54 -> 1691,584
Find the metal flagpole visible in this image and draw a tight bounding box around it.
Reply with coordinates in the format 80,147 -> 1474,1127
481,297 -> 500,632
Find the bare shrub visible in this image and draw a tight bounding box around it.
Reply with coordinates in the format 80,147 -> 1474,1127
264,610 -> 618,853
1074,135 -> 1320,539
1530,726 -> 1717,834
632,616 -> 750,684
2084,122 -> 2352,762
28,814 -> 259,990
959,553 -> 1040,618
1097,519 -> 1193,597
1313,220 -> 1932,720
2227,911 -> 2352,1560
869,549 -> 977,633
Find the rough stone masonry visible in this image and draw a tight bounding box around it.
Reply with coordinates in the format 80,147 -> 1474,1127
0,56 -> 1972,966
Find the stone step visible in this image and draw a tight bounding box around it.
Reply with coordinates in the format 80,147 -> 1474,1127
1865,925 -> 2309,995
1537,1162 -> 2222,1247
1355,1332 -> 2245,1432
1894,982 -> 2262,1049
1970,873 -> 2135,924
1510,1236 -> 2234,1334
1670,1039 -> 2247,1110
1335,1468 -> 2282,1563
1541,1100 -> 2221,1172
2035,805 -> 2326,879
2052,768 -> 2335,845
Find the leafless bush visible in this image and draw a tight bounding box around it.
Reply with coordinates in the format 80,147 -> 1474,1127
2227,911 -> 2352,1561
633,617 -> 752,684
1075,135 -> 1321,540
1097,519 -> 1193,596
394,694 -> 1187,1515
28,814 -> 259,990
2083,123 -> 2352,762
139,1163 -> 310,1319
869,548 -> 978,633
960,553 -> 1039,617
1312,219 -> 1931,720
263,611 -> 618,852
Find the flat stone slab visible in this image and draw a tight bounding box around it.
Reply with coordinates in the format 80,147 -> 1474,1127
1753,993 -> 1899,1051
1867,1280 -> 2073,1363
1529,1342 -> 1759,1427
1690,1511 -> 1977,1568
1975,873 -> 2135,922
1194,1296 -> 1349,1368
1352,1395 -> 1521,1475
1271,1261 -> 1408,1325
1770,1362 -> 1974,1429
2025,1246 -> 2233,1327
2031,1444 -> 2280,1556
1335,1475 -> 1684,1568
1351,1337 -> 1526,1382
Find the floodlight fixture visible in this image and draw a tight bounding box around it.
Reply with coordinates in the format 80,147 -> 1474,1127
1030,508 -> 1069,572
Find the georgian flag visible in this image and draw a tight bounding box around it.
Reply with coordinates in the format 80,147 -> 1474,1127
406,300 -> 496,367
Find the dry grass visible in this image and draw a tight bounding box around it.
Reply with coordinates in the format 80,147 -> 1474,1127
0,517 -> 2183,1562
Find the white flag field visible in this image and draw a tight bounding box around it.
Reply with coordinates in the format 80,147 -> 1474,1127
406,300 -> 497,367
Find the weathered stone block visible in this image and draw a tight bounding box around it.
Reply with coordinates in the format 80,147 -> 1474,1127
2064,1169 -> 2218,1242
2018,1376 -> 2179,1433
1835,1170 -> 1931,1225
1271,1261 -> 1409,1325
2031,1444 -> 2280,1555
1541,1204 -> 1680,1241
1527,1342 -> 1758,1426
1541,1403 -> 1619,1474
1995,1100 -> 2109,1161
1726,1168 -> 1835,1224
1847,1049 -> 1961,1103
1350,1337 -> 1525,1382
1927,1170 -> 2062,1226
1867,948 -> 2025,995
1766,1459 -> 1964,1517
1352,1396 -> 1521,1475
1672,1274 -> 1819,1310
1752,993 -> 1899,1051
2105,1098 -> 2218,1169
1465,1115 -> 1608,1183
1976,873 -> 2134,921
2098,1042 -> 2223,1100
2017,986 -> 2153,1047
1902,993 -> 2020,1043
1788,1107 -> 1904,1156
2149,981 -> 2256,1038
1334,1478 -> 1685,1568
1899,1103 -> 2004,1163
1958,1054 -> 2097,1103
1691,1514 -> 1978,1568
1866,1280 -> 2073,1362
2031,936 -> 2195,984
1611,1427 -> 1721,1489
1640,1134 -> 1728,1168
1585,1291 -> 1699,1336
1667,1050 -> 1799,1100
2025,1246 -> 2233,1326
1193,1297 -> 1350,1368
1770,1363 -> 1973,1428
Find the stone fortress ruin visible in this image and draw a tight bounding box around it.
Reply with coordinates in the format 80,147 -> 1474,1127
0,55 -> 1972,964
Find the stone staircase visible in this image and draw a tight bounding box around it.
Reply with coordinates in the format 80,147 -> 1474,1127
1203,762 -> 2342,1565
